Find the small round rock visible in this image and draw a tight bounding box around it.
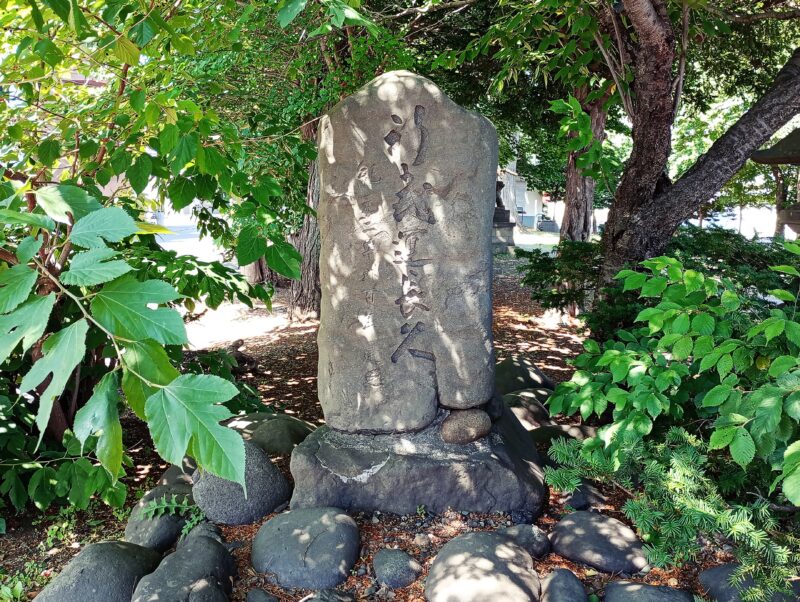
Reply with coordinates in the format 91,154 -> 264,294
440,409 -> 492,444
247,589 -> 279,602
373,548 -> 422,589
498,523 -> 551,558
192,440 -> 291,525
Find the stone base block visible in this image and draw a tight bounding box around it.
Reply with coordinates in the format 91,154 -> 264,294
289,407 -> 546,516
492,223 -> 515,254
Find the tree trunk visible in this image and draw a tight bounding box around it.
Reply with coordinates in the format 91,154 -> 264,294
288,159 -> 321,321
773,166 -> 788,237
241,257 -> 268,284
600,43 -> 800,284
560,88 -> 609,242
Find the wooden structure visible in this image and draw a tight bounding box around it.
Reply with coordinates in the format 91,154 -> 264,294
751,129 -> 800,234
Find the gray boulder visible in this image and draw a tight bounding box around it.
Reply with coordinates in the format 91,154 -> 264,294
125,483 -> 192,552
373,548 -> 422,589
247,590 -> 279,602
699,563 -> 800,602
251,507 -> 359,589
178,521 -> 224,547
132,535 -> 236,602
541,569 -> 586,602
35,541 -> 161,602
560,481 -> 606,511
440,409 -> 492,444
496,355 -> 556,395
529,424 -> 597,445
425,531 -> 540,602
549,511 -> 647,574
251,414 -> 315,455
498,524 -> 550,558
605,581 -> 692,601
193,440 -> 290,525
159,464 -> 195,487
298,591 -> 356,602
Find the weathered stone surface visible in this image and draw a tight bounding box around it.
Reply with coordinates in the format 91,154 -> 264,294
541,569 -> 586,602
132,535 -> 236,602
504,389 -> 553,429
496,356 -> 555,395
425,531 -> 540,602
373,548 -> 422,588
298,591 -> 356,602
605,581 -> 693,601
699,564 -> 800,602
35,541 -> 161,602
193,440 -> 290,525
549,511 -> 647,574
290,407 -> 546,515
498,524 -> 550,558
316,70 -> 498,433
440,409 -> 492,443
560,481 -> 606,511
247,589 -> 279,602
251,507 -> 359,589
124,483 -> 192,552
159,463 -> 195,487
529,423 -> 597,444
251,414 -> 315,455
178,520 -> 224,547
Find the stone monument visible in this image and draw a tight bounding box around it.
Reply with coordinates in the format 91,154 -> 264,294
493,180 -> 516,253
290,71 -> 545,515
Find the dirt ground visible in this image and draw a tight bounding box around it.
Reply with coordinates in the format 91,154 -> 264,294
2,255 -> 726,600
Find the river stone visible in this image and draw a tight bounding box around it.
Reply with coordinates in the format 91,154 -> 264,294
560,481 -> 606,510
35,541 -> 161,601
504,389 -> 553,428
440,409 -> 492,443
251,507 -> 359,589
605,581 -> 693,601
529,423 -> 597,445
159,463 -> 195,487
549,511 -> 647,574
132,535 -> 236,602
541,569 -> 587,602
373,548 -> 422,588
316,70 -> 498,433
178,520 -> 224,547
699,564 -> 800,602
425,531 -> 540,602
498,523 -> 550,558
124,483 -> 192,552
496,356 -> 555,395
291,406 -> 546,515
193,440 -> 290,525
298,591 -> 356,602
247,590 -> 279,602
251,414 -> 315,455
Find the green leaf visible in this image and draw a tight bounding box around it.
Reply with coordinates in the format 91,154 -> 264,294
693,335 -> 714,359
265,240 -> 302,280
171,134 -> 198,171
785,321 -> 800,347
121,339 -> 179,418
721,290 -> 740,310
717,353 -> 733,379
70,207 -> 138,248
35,185 -> 101,224
640,277 -> 668,298
129,89 -> 146,112
74,372 -> 123,477
16,236 -> 43,263
252,177 -> 282,202
171,34 -> 196,55
167,177 -> 196,210
768,289 -> 796,302
0,265 -> 38,313
765,320 -> 786,342
771,265 -> 800,278
782,447 -> 800,506
785,391 -> 800,421
691,313 -> 715,336
583,339 -> 601,354
20,319 -> 88,447
729,428 -> 755,469
34,39 -> 63,66
672,313 -> 690,335
703,384 -> 731,407
672,335 -> 693,361
709,426 -> 736,450
113,35 -> 140,64
769,355 -> 797,378
277,0 -> 307,27
127,155 -> 152,194
623,272 -> 647,292
0,294 -> 56,364
236,225 -> 266,265
91,276 -> 187,345
159,124 -> 180,154
145,374 -> 245,485
37,138 -> 61,164
61,248 -> 132,286
683,269 -> 704,294
0,208 -> 55,231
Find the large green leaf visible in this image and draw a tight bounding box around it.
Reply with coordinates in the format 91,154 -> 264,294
265,239 -> 302,280
167,177 -> 196,210
35,185 -> 101,224
74,372 -> 123,477
19,319 -> 88,446
236,225 -> 266,266
729,428 -> 755,469
780,441 -> 800,505
121,339 -> 179,418
277,0 -> 307,27
16,236 -> 43,263
126,155 -> 152,195
0,294 -> 56,364
61,248 -> 133,287
70,207 -> 138,248
0,208 -> 55,231
91,276 -> 187,344
0,265 -> 38,313
145,374 -> 245,485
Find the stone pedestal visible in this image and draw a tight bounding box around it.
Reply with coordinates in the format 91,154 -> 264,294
290,70 -> 545,516
290,406 -> 546,515
492,205 -> 516,254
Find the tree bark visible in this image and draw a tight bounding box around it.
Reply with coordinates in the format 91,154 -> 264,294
241,257 -> 268,284
774,166 -> 788,237
560,88 -> 609,242
288,159 -> 321,321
